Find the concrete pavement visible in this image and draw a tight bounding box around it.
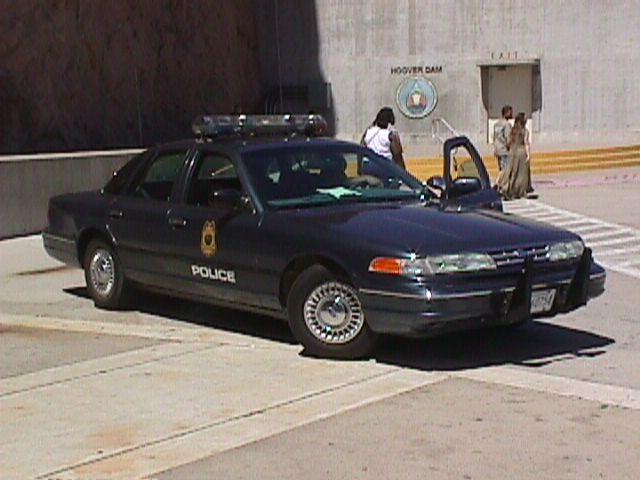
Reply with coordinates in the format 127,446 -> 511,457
529,167 -> 640,230
157,378 -> 640,480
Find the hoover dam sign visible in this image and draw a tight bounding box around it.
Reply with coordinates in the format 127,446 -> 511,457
390,65 -> 443,75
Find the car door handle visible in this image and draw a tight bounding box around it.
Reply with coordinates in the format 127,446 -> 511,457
168,217 -> 187,228
109,209 -> 123,219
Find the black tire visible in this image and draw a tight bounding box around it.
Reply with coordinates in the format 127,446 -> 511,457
287,265 -> 378,359
83,239 -> 128,309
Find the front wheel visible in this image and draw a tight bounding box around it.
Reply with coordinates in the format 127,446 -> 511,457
287,265 -> 378,359
83,239 -> 128,309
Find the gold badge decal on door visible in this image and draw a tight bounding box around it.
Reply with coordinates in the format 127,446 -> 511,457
201,220 -> 217,257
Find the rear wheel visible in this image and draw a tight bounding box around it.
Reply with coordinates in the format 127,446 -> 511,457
287,265 -> 378,359
83,239 -> 128,309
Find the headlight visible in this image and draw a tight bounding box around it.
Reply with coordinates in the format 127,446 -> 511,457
548,240 -> 584,261
369,253 -> 497,276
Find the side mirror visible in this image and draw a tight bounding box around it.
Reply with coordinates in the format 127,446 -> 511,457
209,189 -> 246,211
451,177 -> 482,195
426,176 -> 446,192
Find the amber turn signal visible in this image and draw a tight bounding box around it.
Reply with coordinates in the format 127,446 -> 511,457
368,257 -> 404,275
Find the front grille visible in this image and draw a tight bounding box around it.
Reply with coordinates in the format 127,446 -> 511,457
489,244 -> 550,268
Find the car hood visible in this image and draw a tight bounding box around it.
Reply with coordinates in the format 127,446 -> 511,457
277,202 -> 579,254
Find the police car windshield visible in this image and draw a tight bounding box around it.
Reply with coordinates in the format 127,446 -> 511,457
242,144 -> 427,209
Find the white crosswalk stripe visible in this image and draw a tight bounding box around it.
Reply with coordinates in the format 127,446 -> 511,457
503,199 -> 640,279
578,229 -> 623,240
570,224 -> 612,233
594,245 -> 640,257
555,219 -> 599,227
589,236 -> 640,248
617,257 -> 640,268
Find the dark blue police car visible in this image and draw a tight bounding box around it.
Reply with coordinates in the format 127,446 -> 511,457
43,115 -> 606,358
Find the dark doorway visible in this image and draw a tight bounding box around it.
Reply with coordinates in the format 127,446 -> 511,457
480,60 -> 541,142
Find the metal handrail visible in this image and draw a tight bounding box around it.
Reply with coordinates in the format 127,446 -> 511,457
431,117 -> 460,143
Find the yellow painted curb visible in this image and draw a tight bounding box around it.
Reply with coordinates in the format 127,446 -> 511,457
525,144 -> 640,159
406,144 -> 640,180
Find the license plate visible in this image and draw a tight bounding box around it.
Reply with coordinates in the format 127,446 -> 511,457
530,289 -> 556,314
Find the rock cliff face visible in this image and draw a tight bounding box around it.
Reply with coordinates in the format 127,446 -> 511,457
0,0 -> 263,153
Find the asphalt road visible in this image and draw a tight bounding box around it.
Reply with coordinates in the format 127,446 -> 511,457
1,168 -> 639,480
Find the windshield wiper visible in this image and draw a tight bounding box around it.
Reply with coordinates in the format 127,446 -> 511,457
269,198 -> 336,210
268,191 -> 422,210
344,193 -> 420,203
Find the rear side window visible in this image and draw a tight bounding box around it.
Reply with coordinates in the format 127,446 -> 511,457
102,152 -> 147,194
130,151 -> 186,201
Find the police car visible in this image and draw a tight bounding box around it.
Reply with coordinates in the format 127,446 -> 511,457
43,114 -> 605,358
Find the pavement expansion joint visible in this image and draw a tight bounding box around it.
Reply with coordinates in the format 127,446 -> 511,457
0,343 -> 217,399
35,369 -> 447,480
456,366 -> 640,411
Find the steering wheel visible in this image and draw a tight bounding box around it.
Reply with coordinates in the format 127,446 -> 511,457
349,175 -> 383,189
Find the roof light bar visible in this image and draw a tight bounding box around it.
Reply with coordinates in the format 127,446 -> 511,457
192,114 -> 328,138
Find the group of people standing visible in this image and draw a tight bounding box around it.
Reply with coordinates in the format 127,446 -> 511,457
360,105 -> 533,201
493,105 -> 534,200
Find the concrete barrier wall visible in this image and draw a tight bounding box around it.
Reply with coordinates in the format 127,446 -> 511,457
0,149 -> 143,239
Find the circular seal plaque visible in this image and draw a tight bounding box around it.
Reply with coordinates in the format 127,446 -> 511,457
395,77 -> 438,119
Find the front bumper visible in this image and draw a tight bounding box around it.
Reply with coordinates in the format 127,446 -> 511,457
359,248 -> 605,337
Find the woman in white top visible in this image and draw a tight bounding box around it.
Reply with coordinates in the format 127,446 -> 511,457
361,107 -> 405,169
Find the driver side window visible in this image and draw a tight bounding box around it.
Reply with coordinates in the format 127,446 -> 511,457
186,154 -> 242,207
131,151 -> 185,201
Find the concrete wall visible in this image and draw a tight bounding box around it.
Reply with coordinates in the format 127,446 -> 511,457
293,0 -> 640,154
0,151 -> 141,238
256,0 -> 335,131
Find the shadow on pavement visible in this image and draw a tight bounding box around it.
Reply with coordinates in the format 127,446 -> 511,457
374,321 -> 613,371
64,286 -> 613,371
64,286 -> 297,345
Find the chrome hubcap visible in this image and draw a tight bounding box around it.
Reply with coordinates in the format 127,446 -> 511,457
303,282 -> 364,344
89,249 -> 115,297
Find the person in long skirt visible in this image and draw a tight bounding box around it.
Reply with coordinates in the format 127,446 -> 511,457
498,112 -> 531,200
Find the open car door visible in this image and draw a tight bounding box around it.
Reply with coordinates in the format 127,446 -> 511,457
430,136 -> 502,211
